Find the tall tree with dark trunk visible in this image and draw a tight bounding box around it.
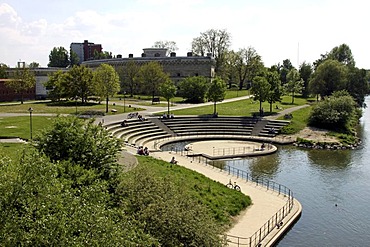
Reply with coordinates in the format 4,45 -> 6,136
137,62 -> 169,102
159,79 -> 177,115
192,29 -> 231,78
93,64 -> 120,113
206,77 -> 227,115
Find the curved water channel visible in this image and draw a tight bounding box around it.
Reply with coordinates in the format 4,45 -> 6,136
162,96 -> 370,246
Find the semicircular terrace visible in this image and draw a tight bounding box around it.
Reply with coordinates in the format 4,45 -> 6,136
105,115 -> 293,158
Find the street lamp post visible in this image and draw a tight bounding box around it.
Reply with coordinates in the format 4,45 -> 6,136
123,91 -> 126,113
28,107 -> 33,140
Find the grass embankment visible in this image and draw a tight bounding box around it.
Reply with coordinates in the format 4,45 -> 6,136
278,106 -> 312,134
167,95 -> 310,117
130,155 -> 251,225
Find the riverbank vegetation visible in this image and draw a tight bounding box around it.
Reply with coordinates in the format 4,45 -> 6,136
0,117 -> 250,246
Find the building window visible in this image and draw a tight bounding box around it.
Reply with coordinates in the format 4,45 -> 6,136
177,73 -> 181,77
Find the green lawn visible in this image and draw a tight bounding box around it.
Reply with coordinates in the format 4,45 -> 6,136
0,101 -> 141,115
0,116 -> 55,139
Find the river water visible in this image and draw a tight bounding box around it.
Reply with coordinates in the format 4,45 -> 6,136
162,97 -> 370,246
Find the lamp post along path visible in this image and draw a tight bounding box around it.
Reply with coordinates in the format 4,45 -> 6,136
28,107 -> 33,140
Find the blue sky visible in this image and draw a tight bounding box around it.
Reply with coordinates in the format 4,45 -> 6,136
1,0 -> 369,69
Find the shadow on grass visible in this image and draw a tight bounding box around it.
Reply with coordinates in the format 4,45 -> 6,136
44,101 -> 100,107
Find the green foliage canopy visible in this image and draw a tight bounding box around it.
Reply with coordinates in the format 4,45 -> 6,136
309,91 -> 360,131
178,76 -> 209,103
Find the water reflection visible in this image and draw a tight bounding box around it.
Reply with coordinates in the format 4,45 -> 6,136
248,154 -> 280,178
306,149 -> 352,171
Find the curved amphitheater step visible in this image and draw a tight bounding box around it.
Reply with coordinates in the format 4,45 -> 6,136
149,117 -> 176,136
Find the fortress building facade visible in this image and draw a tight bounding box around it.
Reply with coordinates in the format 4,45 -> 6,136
82,48 -> 216,84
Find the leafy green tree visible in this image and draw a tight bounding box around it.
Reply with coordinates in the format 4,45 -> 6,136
137,62 -> 169,102
0,63 -> 8,78
299,62 -> 313,98
6,67 -> 36,104
279,59 -> 294,84
0,148 -> 154,246
34,116 -> 122,182
251,76 -> 271,113
314,44 -> 355,69
159,79 -> 177,115
285,68 -> 304,104
328,44 -> 355,67
28,62 -> 40,68
192,29 -> 231,77
48,46 -> 69,68
309,91 -> 359,131
93,50 -> 112,60
206,77 -> 227,115
346,67 -> 369,107
266,69 -> 282,112
117,60 -> 140,97
44,70 -> 69,101
66,65 -> 94,103
309,59 -> 348,99
178,76 -> 209,103
70,49 -> 80,66
93,64 -> 120,113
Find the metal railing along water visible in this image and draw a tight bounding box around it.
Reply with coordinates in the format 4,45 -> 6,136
170,147 -> 294,247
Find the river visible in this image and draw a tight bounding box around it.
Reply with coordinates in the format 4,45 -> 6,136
162,97 -> 370,246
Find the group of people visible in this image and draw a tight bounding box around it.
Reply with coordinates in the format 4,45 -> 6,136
162,113 -> 175,119
137,146 -> 149,156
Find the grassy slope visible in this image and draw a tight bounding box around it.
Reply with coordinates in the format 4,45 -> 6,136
136,155 -> 251,225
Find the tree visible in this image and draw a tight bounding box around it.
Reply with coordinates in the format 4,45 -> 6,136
328,44 -> 355,67
0,146 -> 152,246
93,64 -> 120,113
314,44 -> 355,69
70,49 -> 80,66
28,62 -> 40,68
346,67 -> 369,107
153,40 -> 178,56
117,60 -> 140,97
251,76 -> 271,114
178,76 -> 209,103
48,46 -> 69,68
266,69 -> 282,112
309,59 -> 348,99
192,29 -> 231,76
206,77 -> 227,115
285,68 -> 304,104
299,62 -> 313,98
0,63 -> 8,78
279,59 -> 294,84
137,62 -> 169,102
44,70 -> 69,101
34,116 -> 122,181
159,79 -> 177,115
66,65 -> 94,103
309,92 -> 359,131
6,67 -> 36,104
